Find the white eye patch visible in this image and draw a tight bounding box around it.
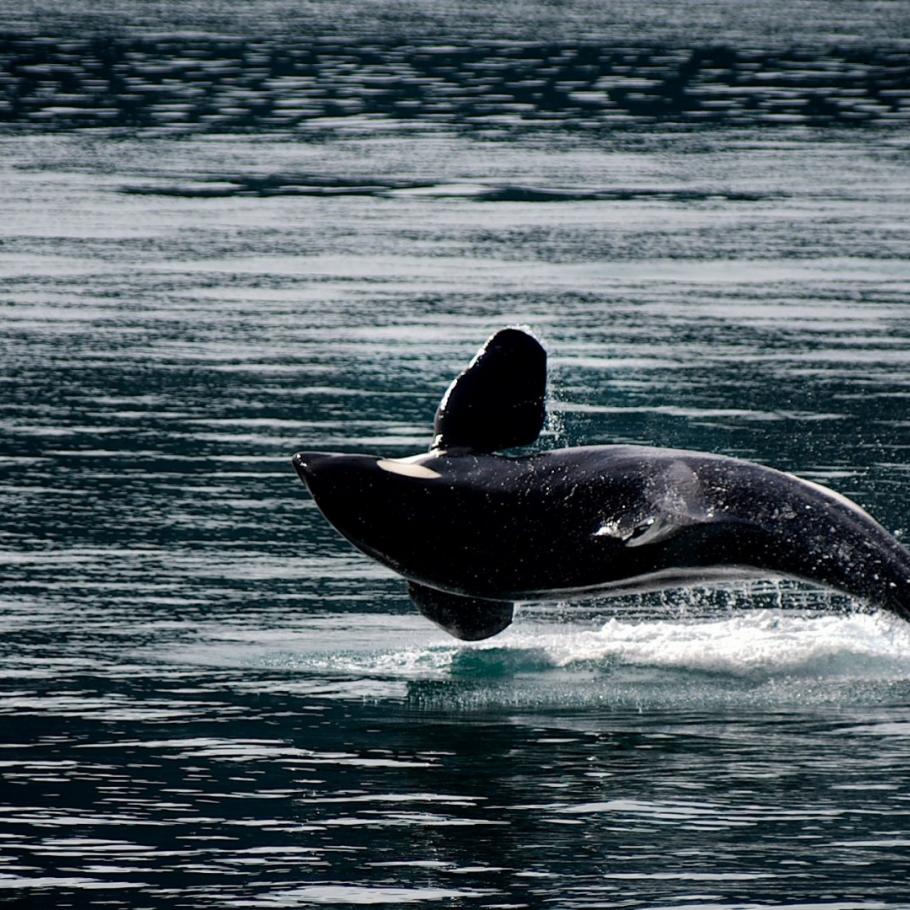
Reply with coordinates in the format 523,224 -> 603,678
377,459 -> 441,480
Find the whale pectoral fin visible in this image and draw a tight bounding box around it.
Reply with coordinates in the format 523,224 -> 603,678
408,582 -> 514,641
433,327 -> 546,452
625,514 -> 688,548
625,461 -> 710,548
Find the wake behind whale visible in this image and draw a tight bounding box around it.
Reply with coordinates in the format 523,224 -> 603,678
292,328 -> 910,640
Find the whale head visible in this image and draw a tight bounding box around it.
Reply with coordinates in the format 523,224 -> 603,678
292,328 -> 547,583
290,328 -> 549,639
292,450 -> 449,577
292,445 -> 523,640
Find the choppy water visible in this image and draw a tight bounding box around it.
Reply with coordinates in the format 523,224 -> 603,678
3,2 -> 910,908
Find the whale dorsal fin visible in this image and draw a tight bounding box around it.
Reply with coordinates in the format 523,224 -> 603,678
408,582 -> 514,641
433,327 -> 546,452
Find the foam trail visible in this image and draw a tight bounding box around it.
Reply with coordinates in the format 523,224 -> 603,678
504,610 -> 910,680
167,610 -> 910,692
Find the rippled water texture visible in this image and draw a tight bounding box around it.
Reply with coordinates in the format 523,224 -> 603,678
3,1 -> 910,907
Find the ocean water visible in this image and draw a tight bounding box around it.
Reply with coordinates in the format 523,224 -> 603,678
3,2 -> 910,907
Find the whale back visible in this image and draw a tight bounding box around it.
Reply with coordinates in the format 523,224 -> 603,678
432,327 -> 546,452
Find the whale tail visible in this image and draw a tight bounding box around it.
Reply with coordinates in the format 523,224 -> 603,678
432,327 -> 546,452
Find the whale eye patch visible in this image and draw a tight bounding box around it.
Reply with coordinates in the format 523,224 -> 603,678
376,459 -> 441,480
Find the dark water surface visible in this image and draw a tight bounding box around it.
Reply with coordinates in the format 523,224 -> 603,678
3,2 -> 910,908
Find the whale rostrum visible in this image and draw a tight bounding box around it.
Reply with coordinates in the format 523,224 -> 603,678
293,328 -> 910,640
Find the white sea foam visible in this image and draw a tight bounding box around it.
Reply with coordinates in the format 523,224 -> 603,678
164,608 -> 910,697
500,609 -> 910,681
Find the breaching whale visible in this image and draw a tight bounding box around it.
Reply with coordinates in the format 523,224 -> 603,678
293,327 -> 910,640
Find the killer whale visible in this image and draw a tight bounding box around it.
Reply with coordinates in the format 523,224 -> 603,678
293,327 -> 910,640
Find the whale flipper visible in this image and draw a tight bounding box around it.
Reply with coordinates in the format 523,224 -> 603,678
407,582 -> 514,640
433,327 -> 546,452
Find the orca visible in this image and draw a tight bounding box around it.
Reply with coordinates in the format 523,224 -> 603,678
292,327 -> 910,640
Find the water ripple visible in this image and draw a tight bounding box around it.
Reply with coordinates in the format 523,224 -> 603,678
3,12 -> 910,906
2,37 -> 908,133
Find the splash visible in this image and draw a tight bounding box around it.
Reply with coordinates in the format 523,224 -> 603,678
508,609 -> 910,681
163,606 -> 910,710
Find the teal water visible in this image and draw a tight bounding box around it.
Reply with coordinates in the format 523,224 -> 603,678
3,3 -> 910,908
